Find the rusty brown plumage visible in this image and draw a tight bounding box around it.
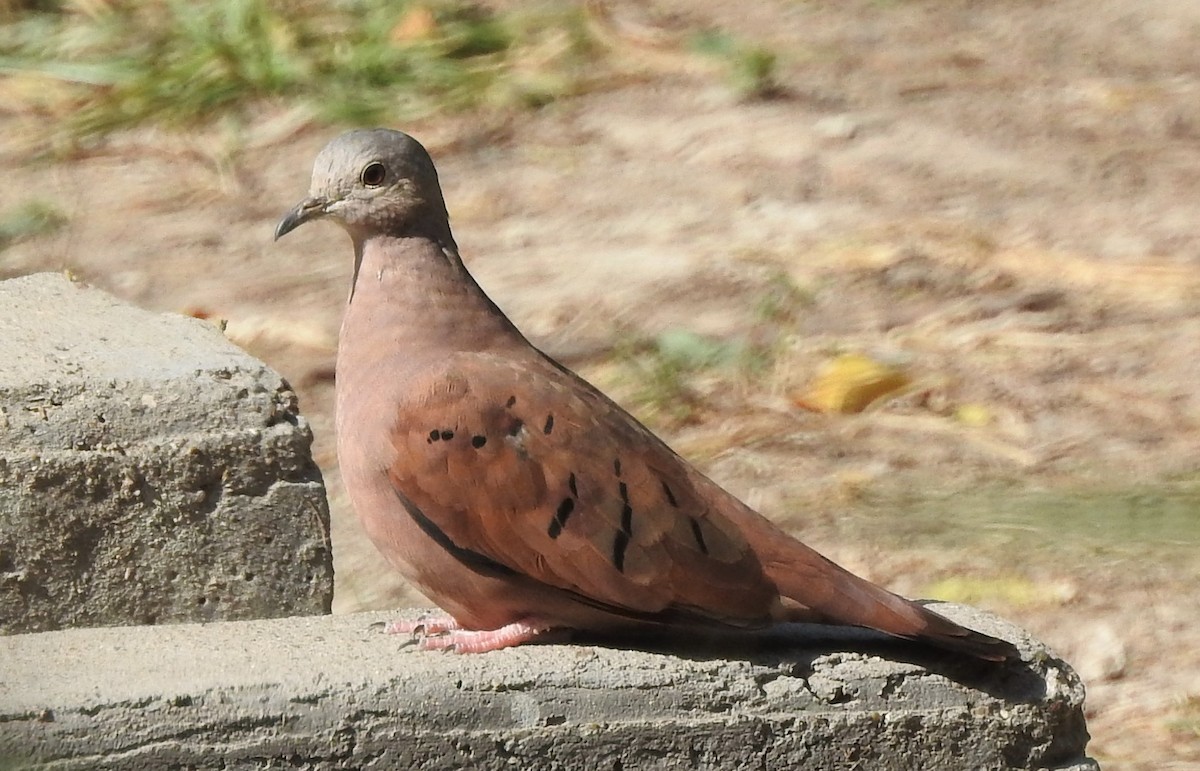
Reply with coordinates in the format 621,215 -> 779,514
276,128 -> 1016,661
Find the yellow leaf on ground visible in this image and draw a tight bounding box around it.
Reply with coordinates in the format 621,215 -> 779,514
793,353 -> 910,413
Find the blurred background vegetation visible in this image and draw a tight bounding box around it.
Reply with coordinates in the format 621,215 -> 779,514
0,0 -> 774,154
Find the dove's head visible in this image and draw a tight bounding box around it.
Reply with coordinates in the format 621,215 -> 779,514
275,128 -> 450,244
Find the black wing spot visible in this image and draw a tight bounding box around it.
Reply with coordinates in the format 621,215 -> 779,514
689,517 -> 709,555
568,472 -> 579,498
612,530 -> 630,573
471,435 -> 487,449
428,429 -> 440,443
506,395 -> 517,408
543,414 -> 555,435
661,480 -> 679,507
440,430 -> 454,441
617,481 -> 633,542
548,497 -> 575,539
613,458 -> 622,477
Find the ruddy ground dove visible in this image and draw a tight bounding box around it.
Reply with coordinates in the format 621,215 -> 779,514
275,129 -> 1016,661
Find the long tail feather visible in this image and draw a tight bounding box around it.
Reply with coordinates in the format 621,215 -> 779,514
746,518 -> 1018,661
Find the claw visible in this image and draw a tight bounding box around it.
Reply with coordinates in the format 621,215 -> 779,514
383,613 -> 461,637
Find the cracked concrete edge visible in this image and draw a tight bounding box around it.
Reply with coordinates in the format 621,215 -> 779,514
0,605 -> 1096,770
0,272 -> 334,632
0,272 -> 296,449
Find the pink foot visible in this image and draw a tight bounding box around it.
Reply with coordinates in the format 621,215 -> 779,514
383,613 -> 461,636
418,619 -> 553,653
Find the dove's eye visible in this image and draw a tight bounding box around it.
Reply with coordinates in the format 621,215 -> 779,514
361,162 -> 387,187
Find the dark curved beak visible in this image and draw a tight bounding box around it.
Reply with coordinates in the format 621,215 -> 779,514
274,196 -> 329,241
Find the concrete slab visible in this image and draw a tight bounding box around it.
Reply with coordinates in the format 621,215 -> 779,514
0,604 -> 1096,770
0,273 -> 333,633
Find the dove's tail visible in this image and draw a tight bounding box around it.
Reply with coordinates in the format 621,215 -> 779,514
746,518 -> 1018,662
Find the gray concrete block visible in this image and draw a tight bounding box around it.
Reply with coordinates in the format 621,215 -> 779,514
0,272 -> 333,633
0,604 -> 1095,770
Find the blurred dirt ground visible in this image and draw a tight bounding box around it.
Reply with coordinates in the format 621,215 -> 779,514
3,1 -> 1199,768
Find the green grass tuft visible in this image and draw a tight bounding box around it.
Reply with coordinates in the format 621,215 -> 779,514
0,199 -> 67,251
0,0 -> 595,143
614,328 -> 780,427
689,29 -> 780,99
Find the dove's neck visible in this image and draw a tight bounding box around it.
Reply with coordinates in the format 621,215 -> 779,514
341,233 -> 528,361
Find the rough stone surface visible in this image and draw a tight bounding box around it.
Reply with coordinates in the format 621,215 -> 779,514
0,605 -> 1095,770
0,273 -> 333,634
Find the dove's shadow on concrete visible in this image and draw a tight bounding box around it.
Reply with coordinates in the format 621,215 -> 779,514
570,622 -> 1048,703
